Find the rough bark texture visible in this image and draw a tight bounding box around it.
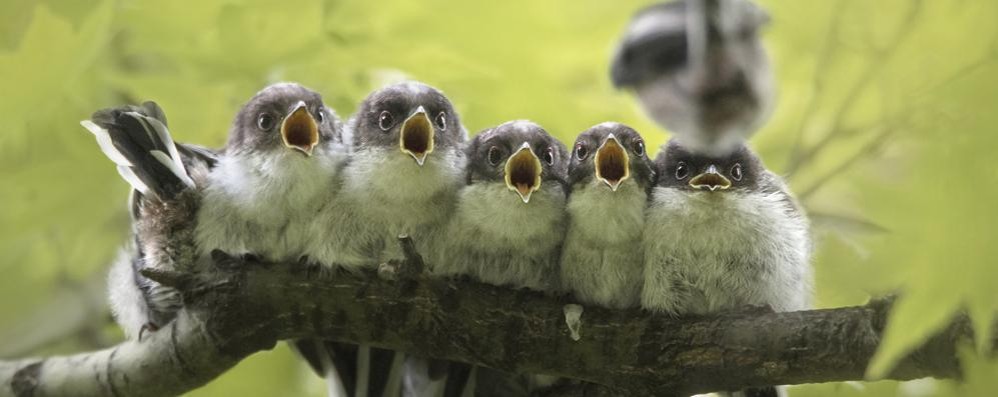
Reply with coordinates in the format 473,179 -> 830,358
0,245 -> 981,397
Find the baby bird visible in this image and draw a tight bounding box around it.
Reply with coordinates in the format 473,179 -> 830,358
299,81 -> 468,397
431,120 -> 569,290
304,81 -> 467,268
85,83 -> 349,339
642,138 -> 811,315
560,122 -> 656,309
642,138 -> 809,397
424,120 -> 569,397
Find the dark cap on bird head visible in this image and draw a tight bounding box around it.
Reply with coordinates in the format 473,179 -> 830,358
655,137 -> 763,192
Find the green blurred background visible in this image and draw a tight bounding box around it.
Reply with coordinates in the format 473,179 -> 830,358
1,0 -> 996,395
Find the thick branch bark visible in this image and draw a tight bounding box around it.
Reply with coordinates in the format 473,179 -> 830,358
0,247 -> 981,397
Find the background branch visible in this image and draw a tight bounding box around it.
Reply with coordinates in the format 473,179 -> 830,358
0,252 -> 988,397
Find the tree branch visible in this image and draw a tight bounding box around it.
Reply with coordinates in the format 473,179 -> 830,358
0,248 -> 986,397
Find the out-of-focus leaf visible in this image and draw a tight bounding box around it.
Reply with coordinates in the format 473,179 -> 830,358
0,2 -> 35,50
0,0 -> 113,149
936,347 -> 998,396
864,59 -> 998,378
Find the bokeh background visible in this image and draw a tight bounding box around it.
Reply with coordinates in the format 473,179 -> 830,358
2,0 -> 997,395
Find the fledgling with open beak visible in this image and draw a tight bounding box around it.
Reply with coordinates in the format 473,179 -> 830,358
560,122 -> 656,309
304,81 -> 466,268
431,120 -> 568,290
298,81 -> 467,397
642,138 -> 811,396
610,0 -> 774,154
195,83 -> 350,262
83,83 -> 349,339
424,120 -> 569,396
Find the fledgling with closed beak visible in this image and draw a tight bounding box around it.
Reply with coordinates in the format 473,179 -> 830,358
298,81 -> 468,397
424,120 -> 569,396
610,0 -> 774,154
560,122 -> 656,309
83,83 -> 349,340
642,139 -> 811,396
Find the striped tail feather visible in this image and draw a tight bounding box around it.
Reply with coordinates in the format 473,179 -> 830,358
82,101 -> 198,202
291,339 -> 405,397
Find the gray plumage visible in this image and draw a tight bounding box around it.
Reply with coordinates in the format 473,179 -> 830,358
642,138 -> 812,316
87,82 -> 349,339
560,122 -> 655,309
195,83 -> 349,263
430,120 -> 569,291
300,81 -> 468,397
304,81 -> 467,269
610,0 -> 774,154
426,120 -> 569,397
86,102 -> 215,339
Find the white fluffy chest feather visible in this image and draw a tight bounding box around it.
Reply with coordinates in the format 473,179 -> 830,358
302,147 -> 465,268
642,185 -> 812,313
341,147 -> 464,229
565,180 -> 647,245
560,180 -> 647,308
450,183 -> 566,253
194,150 -> 343,260
431,183 -> 567,290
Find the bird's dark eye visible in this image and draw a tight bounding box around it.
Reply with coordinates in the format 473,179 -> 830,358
316,108 -> 325,123
542,147 -> 556,166
575,143 -> 589,161
675,161 -> 689,180
633,140 -> 645,157
730,163 -> 743,181
487,146 -> 502,166
378,111 -> 394,131
257,113 -> 276,131
435,112 -> 447,131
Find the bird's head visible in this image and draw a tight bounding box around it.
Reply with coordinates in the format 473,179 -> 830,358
568,122 -> 656,193
466,121 -> 568,204
655,137 -> 763,193
350,81 -> 466,166
227,82 -> 344,158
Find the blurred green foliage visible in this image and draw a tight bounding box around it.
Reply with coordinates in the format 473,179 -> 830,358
1,0 -> 996,395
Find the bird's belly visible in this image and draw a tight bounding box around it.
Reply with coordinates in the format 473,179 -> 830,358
560,241 -> 643,309
643,189 -> 811,313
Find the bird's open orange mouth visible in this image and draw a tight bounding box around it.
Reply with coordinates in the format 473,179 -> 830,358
400,107 -> 434,166
504,143 -> 542,203
594,134 -> 629,191
281,103 -> 319,156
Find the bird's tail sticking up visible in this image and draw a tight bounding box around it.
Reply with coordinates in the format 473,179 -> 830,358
81,101 -> 198,203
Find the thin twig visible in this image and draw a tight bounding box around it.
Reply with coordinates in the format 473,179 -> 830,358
786,1 -> 923,179
785,0 -> 849,164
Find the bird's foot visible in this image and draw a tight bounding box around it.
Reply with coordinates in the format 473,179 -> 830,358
138,322 -> 160,342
